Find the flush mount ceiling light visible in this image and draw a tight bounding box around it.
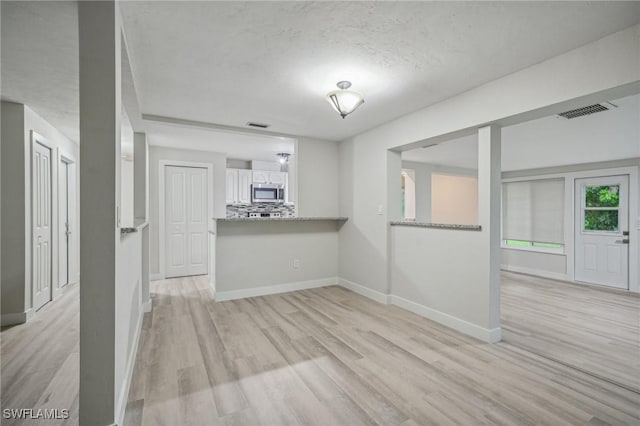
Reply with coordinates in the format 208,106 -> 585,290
276,153 -> 291,164
326,81 -> 364,119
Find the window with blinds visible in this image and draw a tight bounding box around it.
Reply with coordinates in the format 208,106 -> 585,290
502,178 -> 565,249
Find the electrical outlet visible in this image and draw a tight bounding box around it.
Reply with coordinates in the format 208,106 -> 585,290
377,204 -> 384,215
293,259 -> 300,269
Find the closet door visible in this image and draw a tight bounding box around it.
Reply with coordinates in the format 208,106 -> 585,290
33,141 -> 53,310
165,166 -> 208,278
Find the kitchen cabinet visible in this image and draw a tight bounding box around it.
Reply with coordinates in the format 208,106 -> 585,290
226,168 -> 252,204
226,169 -> 238,204
237,169 -> 252,204
252,170 -> 286,185
268,171 -> 285,185
252,170 -> 269,184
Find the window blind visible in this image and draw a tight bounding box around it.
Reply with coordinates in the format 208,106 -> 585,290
502,179 -> 564,244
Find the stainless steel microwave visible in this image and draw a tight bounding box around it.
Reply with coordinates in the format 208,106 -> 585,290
252,184 -> 285,203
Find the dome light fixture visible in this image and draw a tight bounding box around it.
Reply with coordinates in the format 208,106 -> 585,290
326,81 -> 364,119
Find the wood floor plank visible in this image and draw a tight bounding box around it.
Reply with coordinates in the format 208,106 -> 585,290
4,272 -> 639,426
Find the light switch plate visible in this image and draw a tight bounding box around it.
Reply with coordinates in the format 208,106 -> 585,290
377,204 -> 384,215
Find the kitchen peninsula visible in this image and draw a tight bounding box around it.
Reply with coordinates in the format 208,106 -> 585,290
210,217 -> 347,301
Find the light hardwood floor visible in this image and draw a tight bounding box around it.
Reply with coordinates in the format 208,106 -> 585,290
2,275 -> 639,425
501,271 -> 640,393
0,284 -> 79,426
124,276 -> 640,425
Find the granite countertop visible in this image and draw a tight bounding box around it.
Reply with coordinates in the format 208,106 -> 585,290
120,219 -> 149,234
389,221 -> 482,231
217,217 -> 348,222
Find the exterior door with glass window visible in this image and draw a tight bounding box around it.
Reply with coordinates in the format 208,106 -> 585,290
574,175 -> 629,289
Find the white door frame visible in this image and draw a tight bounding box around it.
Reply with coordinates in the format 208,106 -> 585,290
31,131 -> 58,310
58,152 -> 76,291
574,174 -> 629,289
502,165 -> 638,293
159,160 -> 214,279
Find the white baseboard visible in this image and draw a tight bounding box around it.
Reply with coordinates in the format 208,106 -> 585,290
209,281 -> 216,298
142,300 -> 152,313
501,265 -> 569,282
215,277 -> 337,302
1,309 -> 32,326
390,295 -> 501,343
337,277 -> 391,304
150,273 -> 163,281
116,303 -> 145,426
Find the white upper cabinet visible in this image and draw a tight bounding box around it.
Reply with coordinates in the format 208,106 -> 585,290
226,169 -> 239,204
268,171 -> 285,185
237,169 -> 252,204
252,170 -> 269,184
227,168 -> 252,205
253,170 -> 285,185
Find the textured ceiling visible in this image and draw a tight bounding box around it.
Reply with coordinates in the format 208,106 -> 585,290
401,94 -> 640,171
2,1 -> 640,146
120,1 -> 640,141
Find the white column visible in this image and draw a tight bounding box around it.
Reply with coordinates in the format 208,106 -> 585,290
477,124 -> 501,341
79,1 -> 121,424
133,132 -> 151,310
133,132 -> 148,220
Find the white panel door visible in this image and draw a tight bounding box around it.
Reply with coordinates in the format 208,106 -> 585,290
575,175 -> 629,289
165,166 -> 208,278
237,169 -> 252,204
58,160 -> 69,287
33,141 -> 52,311
187,168 -> 207,275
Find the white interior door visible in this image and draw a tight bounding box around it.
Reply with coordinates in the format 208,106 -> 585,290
33,141 -> 53,310
165,166 -> 208,278
575,175 -> 629,289
59,160 -> 69,287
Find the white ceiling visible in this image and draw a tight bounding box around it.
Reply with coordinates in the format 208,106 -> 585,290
145,121 -> 295,162
120,1 -> 640,141
401,94 -> 640,171
1,1 -> 79,141
2,1 -> 639,148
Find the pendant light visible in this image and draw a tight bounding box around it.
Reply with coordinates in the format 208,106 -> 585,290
326,81 -> 364,119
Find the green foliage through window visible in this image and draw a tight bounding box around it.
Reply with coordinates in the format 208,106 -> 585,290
584,210 -> 619,232
505,239 -> 530,247
505,240 -> 562,249
585,185 -> 619,207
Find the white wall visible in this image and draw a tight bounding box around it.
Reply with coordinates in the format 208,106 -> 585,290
215,220 -> 340,298
1,102 -> 80,323
148,146 -> 226,276
339,25 -> 640,340
115,231 -> 142,423
431,173 -> 478,225
500,159 -> 640,291
296,137 -> 340,217
401,161 -> 478,223
390,226 -> 494,335
120,158 -> 134,227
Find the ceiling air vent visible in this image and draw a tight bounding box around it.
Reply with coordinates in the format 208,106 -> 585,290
557,102 -> 617,119
246,122 -> 270,129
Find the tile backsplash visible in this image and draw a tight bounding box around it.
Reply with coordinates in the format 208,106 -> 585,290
226,203 -> 296,218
